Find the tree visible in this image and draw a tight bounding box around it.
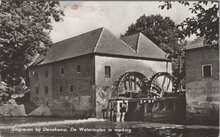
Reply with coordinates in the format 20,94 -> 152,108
0,0 -> 64,95
122,15 -> 186,85
159,1 -> 219,48
122,14 -> 184,56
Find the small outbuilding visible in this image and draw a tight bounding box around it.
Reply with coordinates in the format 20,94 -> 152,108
185,38 -> 219,124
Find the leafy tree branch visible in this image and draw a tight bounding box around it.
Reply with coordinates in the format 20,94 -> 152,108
159,1 -> 219,48
0,0 -> 64,95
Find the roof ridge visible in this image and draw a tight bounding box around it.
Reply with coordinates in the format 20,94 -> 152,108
93,27 -> 104,52
122,32 -> 139,38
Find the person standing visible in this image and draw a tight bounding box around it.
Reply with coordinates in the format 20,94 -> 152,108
120,102 -> 126,122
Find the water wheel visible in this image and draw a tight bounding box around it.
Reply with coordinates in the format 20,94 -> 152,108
114,72 -> 149,97
147,72 -> 176,98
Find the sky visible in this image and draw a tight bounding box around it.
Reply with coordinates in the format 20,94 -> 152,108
50,1 -> 200,43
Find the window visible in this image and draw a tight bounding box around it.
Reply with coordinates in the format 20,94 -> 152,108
77,65 -> 81,73
60,67 -> 64,75
105,66 -> 111,78
59,86 -> 63,93
69,84 -> 73,92
36,87 -> 39,94
45,71 -> 48,77
202,64 -> 212,78
45,86 -> 48,95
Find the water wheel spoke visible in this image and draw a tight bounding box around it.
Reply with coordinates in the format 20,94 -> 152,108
129,76 -> 132,90
151,90 -> 161,96
165,79 -> 171,92
114,72 -> 149,97
161,76 -> 166,89
134,76 -> 137,90
148,72 -> 175,97
123,80 -> 127,90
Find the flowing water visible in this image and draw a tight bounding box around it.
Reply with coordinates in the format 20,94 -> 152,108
0,117 -> 219,137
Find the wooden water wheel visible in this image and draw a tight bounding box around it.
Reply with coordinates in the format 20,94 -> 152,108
147,72 -> 176,98
114,72 -> 149,98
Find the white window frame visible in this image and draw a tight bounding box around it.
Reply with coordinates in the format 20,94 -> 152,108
202,64 -> 212,78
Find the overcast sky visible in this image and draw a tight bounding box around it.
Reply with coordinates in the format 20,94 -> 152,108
50,1 -> 199,43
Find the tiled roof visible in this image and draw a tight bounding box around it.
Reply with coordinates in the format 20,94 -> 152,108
31,27 -> 103,66
121,33 -> 167,59
94,28 -> 138,57
31,27 -> 168,66
121,33 -> 139,52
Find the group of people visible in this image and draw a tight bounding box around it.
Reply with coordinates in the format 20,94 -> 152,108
104,100 -> 146,122
109,102 -> 127,122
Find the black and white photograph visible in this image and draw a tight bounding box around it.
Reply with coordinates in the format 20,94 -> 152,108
0,0 -> 219,137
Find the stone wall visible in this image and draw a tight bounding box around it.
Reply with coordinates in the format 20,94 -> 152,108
51,95 -> 95,117
95,86 -> 115,117
0,104 -> 26,116
185,47 -> 219,125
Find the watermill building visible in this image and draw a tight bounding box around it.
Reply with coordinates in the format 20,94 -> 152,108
28,27 -> 172,117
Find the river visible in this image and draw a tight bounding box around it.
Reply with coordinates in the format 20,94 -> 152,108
0,117 -> 219,137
